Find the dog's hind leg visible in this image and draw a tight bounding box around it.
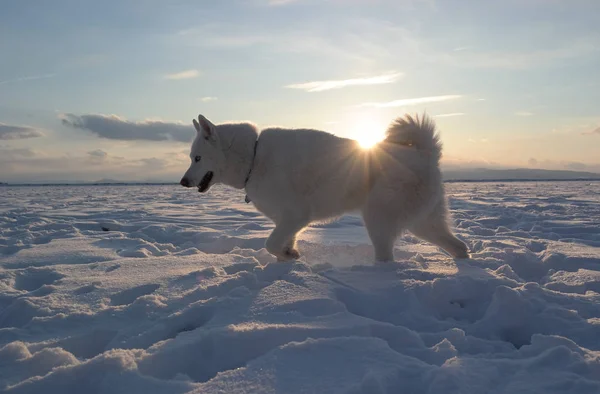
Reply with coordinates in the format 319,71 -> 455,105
408,198 -> 469,259
362,197 -> 401,263
265,216 -> 309,261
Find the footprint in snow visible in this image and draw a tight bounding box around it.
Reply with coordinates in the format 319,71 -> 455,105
13,268 -> 64,292
110,284 -> 160,306
105,264 -> 121,272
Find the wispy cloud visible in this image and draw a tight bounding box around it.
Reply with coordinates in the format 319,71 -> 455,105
581,126 -> 600,136
285,72 -> 403,92
435,112 -> 465,118
177,28 -> 272,48
164,69 -> 200,80
0,73 -> 56,86
60,114 -> 192,142
442,40 -> 600,69
0,123 -> 45,140
200,96 -> 218,102
360,94 -> 462,108
515,111 -> 534,116
175,21 -> 395,64
174,12 -> 600,74
268,0 -> 298,5
565,161 -> 587,170
0,147 -> 38,158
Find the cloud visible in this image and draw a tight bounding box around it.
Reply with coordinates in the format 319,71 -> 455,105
438,40 -> 599,70
268,0 -> 298,4
177,28 -> 272,48
360,94 -> 462,108
0,123 -> 45,140
60,114 -> 193,142
581,126 -> 600,135
285,72 -> 403,92
137,157 -> 169,168
175,16 -> 598,72
87,149 -> 116,165
467,138 -> 489,144
164,69 -> 200,80
434,113 -> 465,118
528,158 -> 538,167
0,73 -> 56,86
88,149 -> 108,158
565,161 -> 587,170
174,21 -> 395,64
200,96 -> 218,102
441,157 -> 502,170
0,147 -> 38,158
515,111 -> 534,116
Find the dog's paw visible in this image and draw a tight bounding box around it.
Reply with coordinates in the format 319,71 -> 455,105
283,247 -> 300,260
449,248 -> 470,259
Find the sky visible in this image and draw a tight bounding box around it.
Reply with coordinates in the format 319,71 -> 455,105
1,0 -> 599,182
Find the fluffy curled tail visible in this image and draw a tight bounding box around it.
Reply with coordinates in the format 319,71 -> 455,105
384,113 -> 442,162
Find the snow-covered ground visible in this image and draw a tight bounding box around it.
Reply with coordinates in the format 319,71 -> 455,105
1,182 -> 599,393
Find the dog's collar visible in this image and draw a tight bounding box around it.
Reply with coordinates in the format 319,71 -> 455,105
243,139 -> 259,203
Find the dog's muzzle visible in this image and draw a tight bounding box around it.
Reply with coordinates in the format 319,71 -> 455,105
198,171 -> 214,193
180,177 -> 191,187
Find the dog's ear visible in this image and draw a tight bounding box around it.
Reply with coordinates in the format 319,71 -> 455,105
193,115 -> 217,142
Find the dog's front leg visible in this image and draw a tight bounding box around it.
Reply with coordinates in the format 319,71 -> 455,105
265,217 -> 308,261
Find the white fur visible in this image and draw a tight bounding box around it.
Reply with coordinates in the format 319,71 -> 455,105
181,114 -> 469,262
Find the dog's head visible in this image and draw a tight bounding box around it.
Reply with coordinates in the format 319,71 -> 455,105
180,115 -> 223,193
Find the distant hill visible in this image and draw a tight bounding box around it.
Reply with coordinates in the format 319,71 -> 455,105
93,178 -> 125,184
91,179 -> 178,185
443,168 -> 600,181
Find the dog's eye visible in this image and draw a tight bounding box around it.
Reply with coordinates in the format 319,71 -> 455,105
194,156 -> 201,163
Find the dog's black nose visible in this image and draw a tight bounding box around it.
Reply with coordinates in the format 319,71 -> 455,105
180,177 -> 191,187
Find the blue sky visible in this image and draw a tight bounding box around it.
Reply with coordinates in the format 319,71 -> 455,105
1,0 -> 599,182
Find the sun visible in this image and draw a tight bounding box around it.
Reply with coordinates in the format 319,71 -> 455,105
356,133 -> 385,149
350,115 -> 386,149
326,111 -> 387,149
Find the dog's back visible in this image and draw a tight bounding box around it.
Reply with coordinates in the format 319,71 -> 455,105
247,114 -> 442,224
247,127 -> 371,222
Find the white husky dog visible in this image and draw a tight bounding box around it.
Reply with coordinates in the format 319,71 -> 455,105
180,114 -> 469,262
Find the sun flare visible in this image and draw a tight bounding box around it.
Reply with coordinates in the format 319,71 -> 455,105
350,114 -> 387,149
356,133 -> 384,149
